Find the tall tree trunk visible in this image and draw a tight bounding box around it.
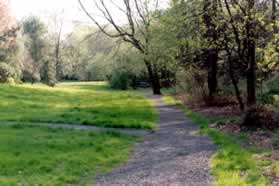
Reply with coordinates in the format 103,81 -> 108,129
203,0 -> 219,97
247,41 -> 256,105
272,0 -> 277,32
227,54 -> 245,110
55,47 -> 60,81
246,0 -> 256,106
55,26 -> 62,81
145,60 -> 161,95
207,49 -> 218,97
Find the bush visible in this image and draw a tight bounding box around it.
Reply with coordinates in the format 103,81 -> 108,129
22,70 -> 41,83
46,61 -> 56,87
258,87 -> 279,105
265,74 -> 279,89
259,75 -> 279,105
109,71 -> 131,90
0,62 -> 16,83
258,93 -> 275,105
176,65 -> 208,103
107,52 -> 146,90
242,105 -> 278,130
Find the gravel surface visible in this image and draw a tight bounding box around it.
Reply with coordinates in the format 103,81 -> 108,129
94,95 -> 217,186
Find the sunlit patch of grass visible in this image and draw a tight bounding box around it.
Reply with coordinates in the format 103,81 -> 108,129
0,82 -> 157,129
163,96 -> 268,186
0,124 -> 136,185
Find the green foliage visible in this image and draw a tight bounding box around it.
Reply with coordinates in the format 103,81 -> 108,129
0,82 -> 156,129
85,53 -> 109,81
23,16 -> 46,36
0,125 -> 136,185
265,75 -> 279,91
259,75 -> 279,105
107,50 -> 146,90
46,60 -> 56,87
163,96 -> 268,186
258,93 -> 275,105
0,62 -> 16,83
109,70 -> 131,90
62,26 -> 117,81
176,65 -> 208,103
148,9 -> 179,84
257,35 -> 279,74
22,16 -> 47,83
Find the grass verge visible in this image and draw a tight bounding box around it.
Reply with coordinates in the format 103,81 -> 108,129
0,82 -> 156,129
163,96 -> 268,186
0,124 -> 136,185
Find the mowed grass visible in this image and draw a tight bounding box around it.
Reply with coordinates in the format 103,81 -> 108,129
0,82 -> 156,129
0,124 -> 136,186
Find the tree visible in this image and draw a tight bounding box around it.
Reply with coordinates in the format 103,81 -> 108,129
61,25 -> 118,81
23,16 -> 47,83
246,0 -> 257,106
0,0 -> 13,34
47,11 -> 65,81
148,8 -> 179,87
0,0 -> 18,61
0,0 -> 22,82
202,0 -> 219,97
46,58 -> 56,87
222,0 -> 260,106
164,0 -> 278,110
78,0 -> 162,94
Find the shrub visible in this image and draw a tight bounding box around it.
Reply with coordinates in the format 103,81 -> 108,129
109,70 -> 131,90
0,62 -> 16,83
46,61 -> 56,87
258,93 -> 275,105
242,105 -> 277,130
107,52 -> 145,90
265,74 -> 279,89
22,70 -> 41,83
259,75 -> 279,105
258,87 -> 279,105
176,65 -> 208,103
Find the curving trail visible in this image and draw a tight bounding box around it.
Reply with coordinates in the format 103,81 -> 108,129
94,95 -> 217,186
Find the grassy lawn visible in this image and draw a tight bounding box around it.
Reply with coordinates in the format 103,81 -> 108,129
0,124 -> 136,186
164,96 -> 269,186
0,82 -> 156,129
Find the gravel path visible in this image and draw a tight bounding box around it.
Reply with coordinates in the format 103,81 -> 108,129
94,95 -> 217,186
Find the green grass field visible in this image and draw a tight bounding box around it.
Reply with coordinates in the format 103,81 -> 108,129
0,124 -> 136,186
0,82 -> 155,185
0,82 -> 156,129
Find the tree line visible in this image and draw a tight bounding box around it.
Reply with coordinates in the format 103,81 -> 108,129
79,0 -> 278,110
0,0 -> 278,111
